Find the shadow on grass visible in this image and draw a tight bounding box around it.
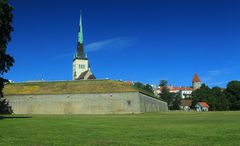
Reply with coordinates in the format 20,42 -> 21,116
0,116 -> 32,120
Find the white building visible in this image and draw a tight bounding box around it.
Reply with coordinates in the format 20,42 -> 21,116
155,86 -> 192,99
155,74 -> 201,99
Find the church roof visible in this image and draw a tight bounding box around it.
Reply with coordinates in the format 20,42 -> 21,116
192,73 -> 201,82
88,74 -> 96,80
77,70 -> 89,80
76,70 -> 96,80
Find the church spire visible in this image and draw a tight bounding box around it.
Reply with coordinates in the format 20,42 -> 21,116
76,11 -> 86,58
78,11 -> 84,44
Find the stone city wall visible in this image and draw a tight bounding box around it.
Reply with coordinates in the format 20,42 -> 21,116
6,92 -> 168,114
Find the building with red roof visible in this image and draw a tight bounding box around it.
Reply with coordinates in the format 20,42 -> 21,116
155,73 -> 202,99
155,86 -> 193,99
195,102 -> 209,111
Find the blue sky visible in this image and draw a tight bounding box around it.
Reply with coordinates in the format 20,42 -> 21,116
4,0 -> 240,87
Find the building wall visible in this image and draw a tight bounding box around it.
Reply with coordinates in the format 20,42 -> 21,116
193,82 -> 201,90
73,59 -> 89,80
6,92 -> 168,114
180,90 -> 192,99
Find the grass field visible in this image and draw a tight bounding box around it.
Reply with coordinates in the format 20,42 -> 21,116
0,112 -> 240,146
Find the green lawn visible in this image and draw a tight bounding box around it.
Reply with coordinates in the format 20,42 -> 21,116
0,112 -> 240,146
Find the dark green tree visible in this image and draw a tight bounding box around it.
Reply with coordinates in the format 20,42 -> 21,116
143,84 -> 154,93
225,81 -> 240,110
133,82 -> 154,94
159,80 -> 171,108
192,84 -> 229,111
211,87 -> 228,111
134,82 -> 145,89
0,0 -> 14,114
171,93 -> 181,110
159,80 -> 167,87
191,84 -> 211,107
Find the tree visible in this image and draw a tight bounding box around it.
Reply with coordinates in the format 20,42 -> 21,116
143,84 -> 154,93
171,93 -> 181,110
211,87 -> 228,111
134,82 -> 145,89
159,80 -> 167,87
159,80 -> 171,107
133,82 -> 154,94
192,84 -> 229,111
0,0 -> 14,114
191,84 -> 211,107
225,81 -> 240,110
158,80 -> 181,110
159,80 -> 170,100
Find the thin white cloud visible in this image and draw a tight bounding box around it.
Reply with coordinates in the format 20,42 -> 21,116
208,70 -> 221,76
207,81 -> 228,86
202,68 -> 234,87
201,76 -> 213,83
85,37 -> 136,52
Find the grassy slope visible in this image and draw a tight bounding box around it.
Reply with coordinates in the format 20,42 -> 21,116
3,80 -> 138,95
0,112 -> 240,146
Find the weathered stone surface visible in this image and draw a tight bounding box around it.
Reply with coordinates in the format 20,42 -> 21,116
5,92 -> 168,114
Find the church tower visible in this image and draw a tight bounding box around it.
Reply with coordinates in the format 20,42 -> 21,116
73,12 -> 95,80
192,73 -> 201,90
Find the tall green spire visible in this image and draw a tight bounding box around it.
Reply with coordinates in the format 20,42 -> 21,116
75,11 -> 86,59
78,11 -> 84,44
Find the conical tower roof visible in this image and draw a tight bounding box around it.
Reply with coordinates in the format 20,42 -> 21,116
192,73 -> 201,82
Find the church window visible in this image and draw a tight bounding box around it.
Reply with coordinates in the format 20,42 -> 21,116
79,64 -> 85,69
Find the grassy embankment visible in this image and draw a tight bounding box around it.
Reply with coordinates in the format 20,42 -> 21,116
3,80 -> 137,95
0,112 -> 240,146
3,79 -> 159,99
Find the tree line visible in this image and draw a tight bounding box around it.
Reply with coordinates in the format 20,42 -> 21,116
159,80 -> 240,111
192,81 -> 240,111
134,80 -> 240,111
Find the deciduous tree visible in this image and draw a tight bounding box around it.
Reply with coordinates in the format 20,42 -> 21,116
226,81 -> 240,110
0,0 -> 14,114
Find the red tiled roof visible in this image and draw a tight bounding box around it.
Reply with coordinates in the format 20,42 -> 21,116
158,86 -> 192,91
198,102 -> 209,108
192,73 -> 201,82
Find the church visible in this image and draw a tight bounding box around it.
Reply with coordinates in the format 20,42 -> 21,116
72,13 -> 95,80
